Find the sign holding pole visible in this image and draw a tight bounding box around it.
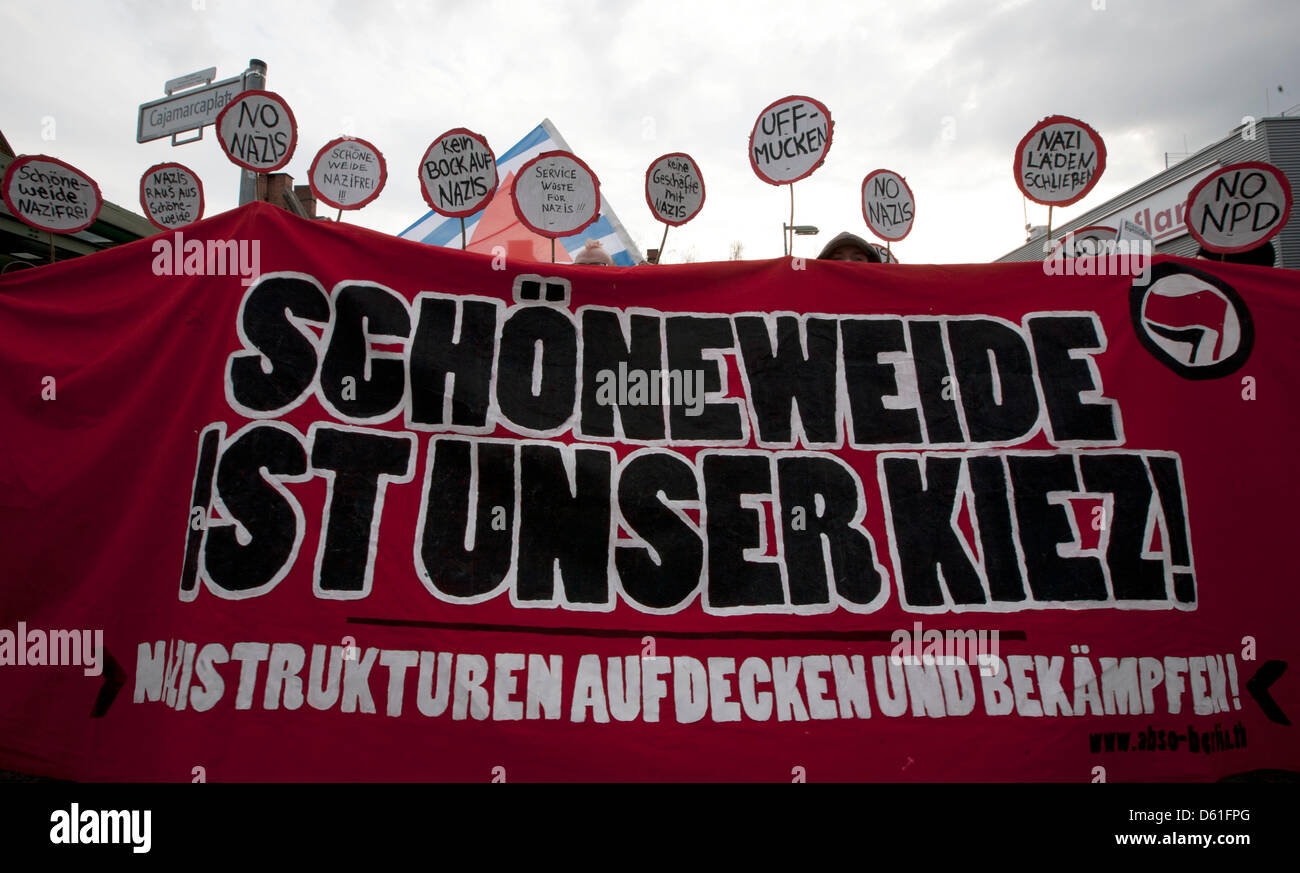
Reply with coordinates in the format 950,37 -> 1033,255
749,96 -> 832,256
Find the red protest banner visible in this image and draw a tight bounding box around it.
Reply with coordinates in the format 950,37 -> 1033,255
0,203 -> 1295,781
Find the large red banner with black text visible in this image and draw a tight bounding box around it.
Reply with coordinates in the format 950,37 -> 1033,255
1,203 -> 1296,781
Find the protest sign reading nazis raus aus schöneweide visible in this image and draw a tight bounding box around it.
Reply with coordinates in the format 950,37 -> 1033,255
139,162 -> 205,231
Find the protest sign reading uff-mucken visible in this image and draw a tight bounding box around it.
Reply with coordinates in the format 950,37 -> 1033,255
1,155 -> 102,234
139,162 -> 204,230
1184,161 -> 1292,254
419,129 -> 498,218
309,137 -> 387,211
749,96 -> 832,185
1014,115 -> 1106,206
512,150 -> 601,237
861,169 -> 915,242
215,90 -> 298,173
645,153 -> 705,226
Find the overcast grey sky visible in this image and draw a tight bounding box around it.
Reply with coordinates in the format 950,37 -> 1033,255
3,0 -> 1298,263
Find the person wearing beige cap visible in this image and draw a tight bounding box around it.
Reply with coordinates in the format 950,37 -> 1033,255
817,231 -> 883,263
573,238 -> 615,265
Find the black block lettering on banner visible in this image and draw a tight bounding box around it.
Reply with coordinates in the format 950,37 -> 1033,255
309,424 -> 415,597
880,455 -> 987,607
966,455 -> 1028,603
516,443 -> 613,605
735,314 -> 839,446
615,451 -> 703,609
702,453 -> 784,609
179,424 -> 224,599
777,455 -> 882,606
1026,315 -> 1120,444
320,283 -> 411,421
496,306 -> 578,434
946,318 -> 1039,443
418,438 -> 517,599
1147,454 -> 1197,604
1078,453 -> 1167,601
1008,454 -> 1108,601
579,309 -> 668,440
203,424 -> 308,595
228,275 -> 330,414
906,319 -> 964,444
407,294 -> 500,429
665,315 -> 744,441
841,317 -> 923,446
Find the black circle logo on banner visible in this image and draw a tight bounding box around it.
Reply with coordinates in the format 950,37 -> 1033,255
1129,262 -> 1254,380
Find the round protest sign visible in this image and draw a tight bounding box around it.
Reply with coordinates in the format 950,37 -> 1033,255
749,95 -> 832,185
2,155 -> 102,234
309,137 -> 387,211
1047,224 -> 1115,258
511,150 -> 601,238
1013,115 -> 1106,206
645,153 -> 705,226
139,162 -> 204,231
215,90 -> 297,173
1183,161 -> 1292,254
861,169 -> 915,242
419,128 -> 498,218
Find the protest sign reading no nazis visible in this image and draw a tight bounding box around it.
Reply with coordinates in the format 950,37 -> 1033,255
215,90 -> 298,173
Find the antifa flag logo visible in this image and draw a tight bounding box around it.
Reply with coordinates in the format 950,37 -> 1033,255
1130,262 -> 1254,379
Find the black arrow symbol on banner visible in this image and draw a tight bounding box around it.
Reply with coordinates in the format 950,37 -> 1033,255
1247,660 -> 1290,726
90,649 -> 126,718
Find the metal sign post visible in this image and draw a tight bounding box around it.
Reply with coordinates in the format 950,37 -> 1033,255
136,59 -> 268,206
